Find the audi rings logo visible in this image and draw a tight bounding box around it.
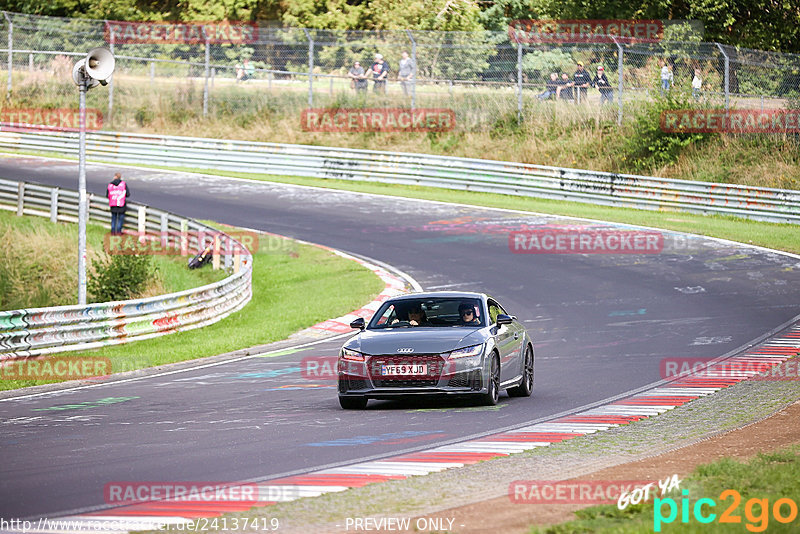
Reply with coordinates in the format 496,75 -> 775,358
396,348 -> 415,353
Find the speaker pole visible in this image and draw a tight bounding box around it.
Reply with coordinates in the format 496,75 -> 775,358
78,75 -> 88,305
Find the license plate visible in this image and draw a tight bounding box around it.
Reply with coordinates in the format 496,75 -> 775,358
381,364 -> 427,376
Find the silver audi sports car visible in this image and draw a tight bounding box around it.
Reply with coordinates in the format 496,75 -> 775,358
337,292 -> 534,409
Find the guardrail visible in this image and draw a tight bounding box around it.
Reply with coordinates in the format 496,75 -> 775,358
0,177 -> 253,360
0,128 -> 798,224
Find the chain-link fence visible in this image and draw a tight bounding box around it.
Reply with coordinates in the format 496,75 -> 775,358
1,11 -> 799,133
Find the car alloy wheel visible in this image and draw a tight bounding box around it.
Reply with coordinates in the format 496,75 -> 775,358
508,345 -> 533,397
480,354 -> 500,406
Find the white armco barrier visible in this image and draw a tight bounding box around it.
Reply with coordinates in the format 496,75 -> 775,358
0,128 -> 798,224
0,178 -> 252,359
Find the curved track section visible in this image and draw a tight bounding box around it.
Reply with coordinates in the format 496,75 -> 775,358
1,156 -> 800,521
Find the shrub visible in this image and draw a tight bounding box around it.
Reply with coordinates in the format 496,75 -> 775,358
88,253 -> 156,303
621,92 -> 718,172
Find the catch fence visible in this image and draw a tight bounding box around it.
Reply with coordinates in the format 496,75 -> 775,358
1,11 -> 798,131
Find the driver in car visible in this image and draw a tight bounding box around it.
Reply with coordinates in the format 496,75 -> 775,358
393,303 -> 430,326
458,303 -> 481,325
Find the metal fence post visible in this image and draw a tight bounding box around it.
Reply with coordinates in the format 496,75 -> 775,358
77,79 -> 88,305
406,29 -> 417,110
224,236 -> 232,269
50,188 -> 58,223
137,205 -> 146,239
107,33 -> 114,126
160,212 -> 168,248
303,28 -> 314,108
180,219 -> 188,256
16,181 -> 23,215
615,38 -> 623,125
716,43 -> 730,110
5,12 -> 12,98
150,61 -> 154,82
517,41 -> 523,121
203,39 -> 210,117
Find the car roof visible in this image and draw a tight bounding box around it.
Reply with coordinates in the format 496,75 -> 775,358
388,291 -> 488,301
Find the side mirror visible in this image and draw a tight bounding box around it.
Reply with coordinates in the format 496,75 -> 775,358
496,314 -> 513,326
350,317 -> 366,330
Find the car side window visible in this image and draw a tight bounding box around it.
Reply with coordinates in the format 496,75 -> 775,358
375,304 -> 397,326
487,300 -> 501,324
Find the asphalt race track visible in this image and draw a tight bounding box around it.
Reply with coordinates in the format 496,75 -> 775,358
2,156 -> 800,520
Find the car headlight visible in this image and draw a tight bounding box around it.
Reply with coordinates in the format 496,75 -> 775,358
448,344 -> 484,359
341,347 -> 365,362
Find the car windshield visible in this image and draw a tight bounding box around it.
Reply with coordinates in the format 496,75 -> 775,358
368,297 -> 485,329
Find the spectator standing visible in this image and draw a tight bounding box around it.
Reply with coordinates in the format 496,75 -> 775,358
592,66 -> 614,105
370,53 -> 390,94
236,58 -> 254,82
398,51 -> 415,96
660,62 -> 673,94
537,73 -> 559,101
349,61 -> 367,93
692,69 -> 702,99
573,61 -> 592,103
107,172 -> 129,235
557,72 -> 574,101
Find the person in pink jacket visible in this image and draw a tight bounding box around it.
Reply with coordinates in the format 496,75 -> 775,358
107,172 -> 130,235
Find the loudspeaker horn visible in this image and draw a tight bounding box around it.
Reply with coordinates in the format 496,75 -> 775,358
84,47 -> 115,82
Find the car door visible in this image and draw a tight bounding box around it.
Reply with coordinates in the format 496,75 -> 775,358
488,299 -> 523,384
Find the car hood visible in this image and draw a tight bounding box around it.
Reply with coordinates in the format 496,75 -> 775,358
346,327 -> 485,355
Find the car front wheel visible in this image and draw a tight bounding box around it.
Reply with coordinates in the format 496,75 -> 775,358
508,345 -> 533,397
479,354 -> 500,406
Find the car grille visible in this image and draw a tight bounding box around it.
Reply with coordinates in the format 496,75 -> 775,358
369,354 -> 445,388
347,378 -> 368,390
339,376 -> 368,392
447,370 -> 482,390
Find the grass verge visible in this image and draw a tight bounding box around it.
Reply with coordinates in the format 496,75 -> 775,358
0,229 -> 385,391
531,444 -> 800,533
0,209 -> 226,310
